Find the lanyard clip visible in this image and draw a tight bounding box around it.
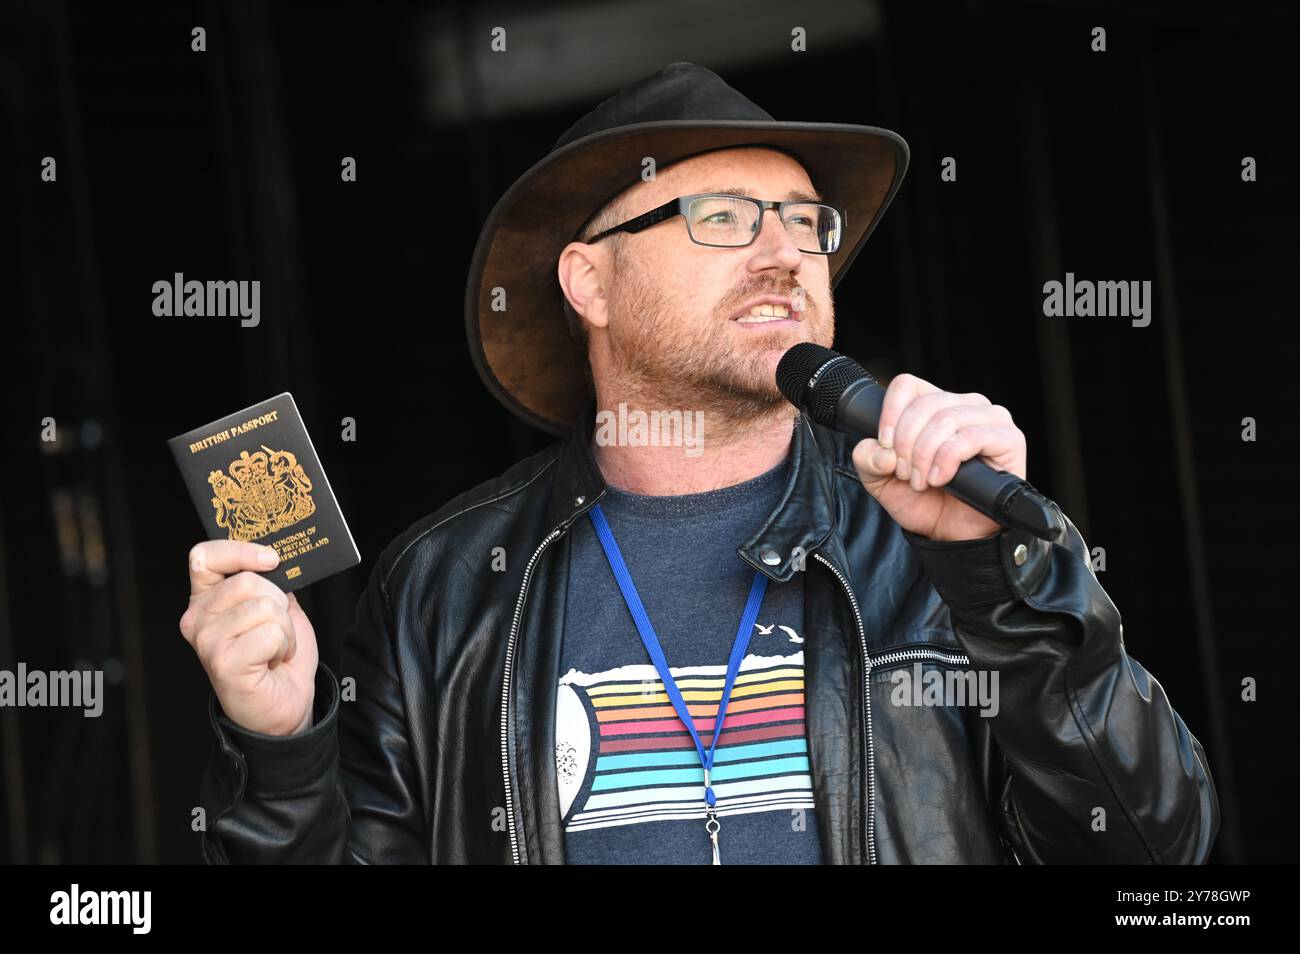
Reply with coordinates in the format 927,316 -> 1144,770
705,805 -> 721,865
703,767 -> 721,864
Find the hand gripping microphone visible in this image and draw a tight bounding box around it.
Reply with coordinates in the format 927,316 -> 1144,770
776,343 -> 1058,541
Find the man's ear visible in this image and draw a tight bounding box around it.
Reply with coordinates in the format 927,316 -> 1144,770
557,242 -> 610,330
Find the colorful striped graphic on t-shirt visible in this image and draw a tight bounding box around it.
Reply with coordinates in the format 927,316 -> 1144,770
556,652 -> 816,832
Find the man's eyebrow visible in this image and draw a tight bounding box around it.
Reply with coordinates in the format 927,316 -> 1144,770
703,186 -> 826,202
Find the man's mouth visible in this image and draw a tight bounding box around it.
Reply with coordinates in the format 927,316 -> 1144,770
731,300 -> 802,325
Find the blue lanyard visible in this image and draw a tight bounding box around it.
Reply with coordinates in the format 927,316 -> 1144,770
587,502 -> 768,864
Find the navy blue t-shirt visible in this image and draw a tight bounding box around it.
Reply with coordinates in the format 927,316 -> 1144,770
555,456 -> 824,864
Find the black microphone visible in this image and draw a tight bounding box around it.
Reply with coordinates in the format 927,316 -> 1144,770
776,342 -> 1058,541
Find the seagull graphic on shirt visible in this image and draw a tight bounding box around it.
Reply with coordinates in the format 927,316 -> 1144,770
754,622 -> 803,645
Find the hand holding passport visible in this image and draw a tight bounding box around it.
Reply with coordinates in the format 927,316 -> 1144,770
168,392 -> 360,592
170,393 -> 359,736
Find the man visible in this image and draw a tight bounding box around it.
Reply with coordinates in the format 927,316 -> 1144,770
182,62 -> 1219,864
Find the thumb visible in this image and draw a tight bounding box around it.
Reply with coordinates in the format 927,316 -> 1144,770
852,437 -> 898,483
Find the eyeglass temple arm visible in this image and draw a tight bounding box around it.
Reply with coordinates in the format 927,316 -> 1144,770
582,198 -> 687,244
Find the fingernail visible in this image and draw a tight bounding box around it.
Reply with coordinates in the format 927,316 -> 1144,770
897,458 -> 910,481
911,469 -> 926,491
879,426 -> 894,449
872,447 -> 893,471
929,464 -> 942,484
258,547 -> 279,567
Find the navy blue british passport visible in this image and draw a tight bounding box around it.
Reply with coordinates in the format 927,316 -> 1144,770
167,392 -> 360,592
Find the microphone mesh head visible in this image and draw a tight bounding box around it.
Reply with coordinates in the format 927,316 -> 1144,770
776,343 -> 870,426
775,342 -> 830,406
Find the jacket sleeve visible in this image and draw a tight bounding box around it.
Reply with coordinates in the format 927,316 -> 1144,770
901,500 -> 1221,864
198,556 -> 430,863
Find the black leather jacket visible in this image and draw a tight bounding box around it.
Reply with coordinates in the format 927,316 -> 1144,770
198,409 -> 1220,864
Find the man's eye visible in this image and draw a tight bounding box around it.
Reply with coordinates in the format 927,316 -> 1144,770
702,211 -> 737,224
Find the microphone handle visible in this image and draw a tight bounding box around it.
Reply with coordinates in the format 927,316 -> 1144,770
836,379 -> 1058,541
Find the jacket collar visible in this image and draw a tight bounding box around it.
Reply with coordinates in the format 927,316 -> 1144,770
545,398 -> 840,574
543,399 -> 609,531
738,412 -> 840,581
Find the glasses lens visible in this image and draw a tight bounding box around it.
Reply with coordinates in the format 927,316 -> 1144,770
686,196 -> 843,252
687,196 -> 760,247
782,203 -> 842,253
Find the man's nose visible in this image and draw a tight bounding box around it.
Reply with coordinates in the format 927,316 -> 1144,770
751,208 -> 804,267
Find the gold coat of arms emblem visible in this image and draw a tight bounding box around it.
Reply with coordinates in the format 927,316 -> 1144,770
208,445 -> 316,542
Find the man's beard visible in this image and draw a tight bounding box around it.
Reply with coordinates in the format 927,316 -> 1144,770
604,263 -> 831,427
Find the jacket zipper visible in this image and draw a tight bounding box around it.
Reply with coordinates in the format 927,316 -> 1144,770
809,561 -> 973,864
872,648 -> 1023,865
812,552 -> 877,865
500,526 -> 564,865
870,646 -> 971,669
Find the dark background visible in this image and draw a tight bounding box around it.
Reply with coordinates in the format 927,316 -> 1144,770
1,0 -> 1295,864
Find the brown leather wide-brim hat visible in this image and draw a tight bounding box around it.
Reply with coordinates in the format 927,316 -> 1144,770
464,61 -> 910,436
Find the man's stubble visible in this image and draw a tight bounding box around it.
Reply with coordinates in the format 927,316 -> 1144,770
603,250 -> 834,434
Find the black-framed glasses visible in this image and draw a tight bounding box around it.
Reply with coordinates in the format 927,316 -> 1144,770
585,193 -> 846,254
